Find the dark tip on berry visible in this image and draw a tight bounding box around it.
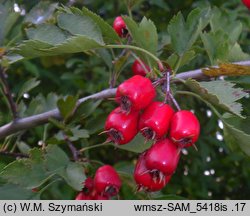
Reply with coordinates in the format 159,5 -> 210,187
174,137 -> 193,147
140,127 -> 156,140
122,28 -> 128,37
107,128 -> 124,144
120,96 -> 132,113
104,185 -> 119,196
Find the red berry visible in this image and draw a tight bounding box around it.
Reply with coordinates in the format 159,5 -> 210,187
170,110 -> 200,148
91,189 -> 110,200
132,59 -> 150,76
75,192 -> 92,200
145,138 -> 180,176
94,165 -> 121,197
242,0 -> 250,9
139,101 -> 174,140
105,107 -> 139,145
113,16 -> 128,37
82,177 -> 94,194
116,75 -> 156,112
134,153 -> 171,192
93,194 -> 109,200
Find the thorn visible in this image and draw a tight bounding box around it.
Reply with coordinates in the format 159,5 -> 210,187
193,144 -> 198,151
136,185 -> 144,192
140,169 -> 150,176
98,130 -> 109,136
107,97 -> 116,101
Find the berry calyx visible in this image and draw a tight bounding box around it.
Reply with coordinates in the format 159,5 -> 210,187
145,138 -> 180,176
94,165 -> 121,197
242,0 -> 250,9
132,59 -> 150,76
139,101 -> 174,140
113,16 -> 128,37
134,153 -> 172,192
116,75 -> 156,112
169,110 -> 200,148
104,107 -> 139,145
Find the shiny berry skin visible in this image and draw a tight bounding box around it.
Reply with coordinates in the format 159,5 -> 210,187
75,192 -> 92,200
242,0 -> 250,9
116,75 -> 156,112
169,110 -> 200,148
139,101 -> 174,140
94,165 -> 121,197
113,16 -> 128,37
105,107 -> 139,145
132,59 -> 150,76
145,138 -> 180,176
134,153 -> 171,192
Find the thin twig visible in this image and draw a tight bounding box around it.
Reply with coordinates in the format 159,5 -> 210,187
0,67 -> 18,119
63,133 -> 79,161
0,151 -> 29,158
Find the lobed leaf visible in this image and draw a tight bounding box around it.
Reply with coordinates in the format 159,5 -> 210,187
168,8 -> 211,56
185,79 -> 248,118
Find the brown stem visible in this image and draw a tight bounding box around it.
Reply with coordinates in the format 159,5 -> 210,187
63,133 -> 79,161
0,67 -> 18,119
0,151 -> 29,158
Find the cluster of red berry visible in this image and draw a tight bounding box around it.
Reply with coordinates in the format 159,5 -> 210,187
105,74 -> 200,192
75,165 -> 121,200
77,15 -> 200,200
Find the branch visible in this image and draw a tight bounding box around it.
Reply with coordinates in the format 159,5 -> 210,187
0,67 -> 18,119
63,133 -> 79,161
0,60 -> 249,139
174,60 -> 250,80
0,88 -> 116,139
0,151 -> 29,158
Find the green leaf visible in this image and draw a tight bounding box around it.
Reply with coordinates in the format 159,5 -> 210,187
16,141 -> 31,154
26,24 -> 69,45
201,30 -> 231,64
57,95 -> 78,121
14,40 -> 53,58
54,125 -> 89,141
24,2 -> 58,24
115,134 -> 152,153
74,99 -> 102,119
60,162 -> 86,191
0,148 -> 50,189
0,1 -> 20,44
223,115 -> 250,156
167,50 -> 195,69
210,7 -> 242,43
123,16 -> 158,66
44,145 -> 69,173
78,7 -> 120,43
17,78 -> 40,102
168,8 -> 211,56
69,126 -> 89,140
228,43 -> 250,62
0,183 -> 40,200
185,79 -> 247,118
43,35 -> 104,55
57,13 -> 104,44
